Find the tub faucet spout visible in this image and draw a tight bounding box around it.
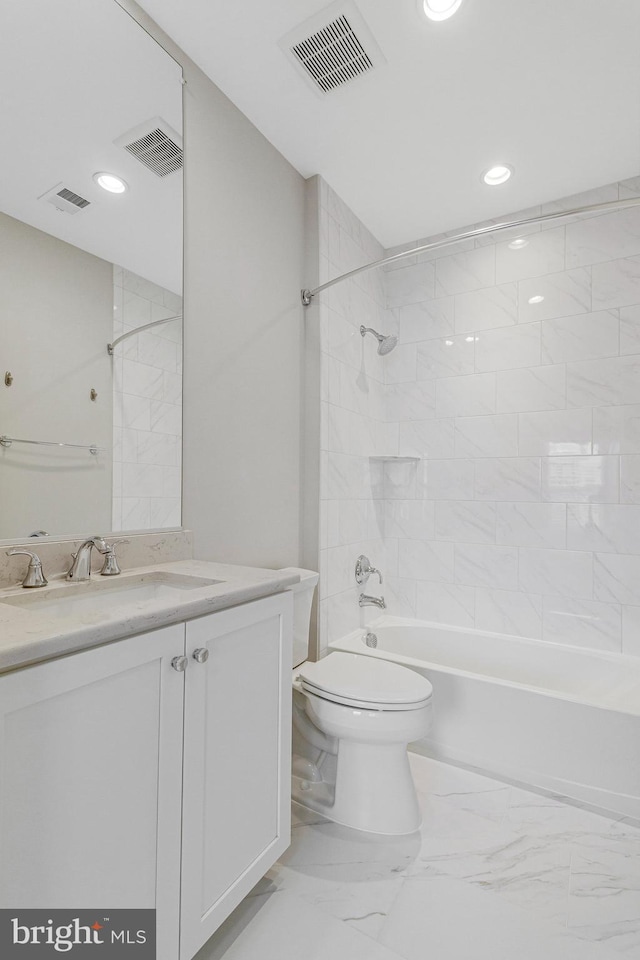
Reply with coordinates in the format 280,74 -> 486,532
359,593 -> 386,609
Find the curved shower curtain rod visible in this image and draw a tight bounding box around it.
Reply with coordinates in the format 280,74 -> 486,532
301,196 -> 640,306
107,314 -> 182,355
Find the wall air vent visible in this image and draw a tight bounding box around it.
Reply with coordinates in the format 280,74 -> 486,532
38,183 -> 91,215
280,0 -> 386,96
114,117 -> 183,177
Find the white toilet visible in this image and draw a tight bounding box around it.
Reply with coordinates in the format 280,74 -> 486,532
282,568 -> 433,835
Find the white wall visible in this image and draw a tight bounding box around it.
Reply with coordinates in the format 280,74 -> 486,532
121,1 -> 306,570
0,212 -> 112,539
112,267 -> 182,532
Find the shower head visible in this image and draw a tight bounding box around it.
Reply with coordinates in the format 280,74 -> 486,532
360,325 -> 398,356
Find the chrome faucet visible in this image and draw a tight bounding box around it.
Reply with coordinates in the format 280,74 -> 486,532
67,536 -> 112,581
6,549 -> 48,588
359,593 -> 386,609
355,555 -> 383,586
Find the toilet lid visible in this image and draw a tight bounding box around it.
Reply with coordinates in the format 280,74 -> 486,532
297,652 -> 432,709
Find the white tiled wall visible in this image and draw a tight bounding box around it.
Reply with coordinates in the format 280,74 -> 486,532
112,267 -> 182,532
382,176 -> 640,657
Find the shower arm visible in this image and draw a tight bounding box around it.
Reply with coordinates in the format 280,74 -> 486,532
107,315 -> 182,356
301,196 -> 640,306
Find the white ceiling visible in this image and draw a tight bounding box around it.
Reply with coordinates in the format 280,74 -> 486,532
137,0 -> 640,249
0,0 -> 183,294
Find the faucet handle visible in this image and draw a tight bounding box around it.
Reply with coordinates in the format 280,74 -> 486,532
355,554 -> 383,585
6,549 -> 48,588
99,539 -> 129,577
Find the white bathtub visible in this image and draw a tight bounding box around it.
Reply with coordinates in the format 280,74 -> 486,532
330,617 -> 640,820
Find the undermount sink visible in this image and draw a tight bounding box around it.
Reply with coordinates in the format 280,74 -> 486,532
0,572 -> 222,621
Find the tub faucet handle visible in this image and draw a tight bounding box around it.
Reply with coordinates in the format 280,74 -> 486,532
355,555 -> 383,585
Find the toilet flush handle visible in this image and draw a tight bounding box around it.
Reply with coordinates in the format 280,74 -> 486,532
355,555 -> 383,586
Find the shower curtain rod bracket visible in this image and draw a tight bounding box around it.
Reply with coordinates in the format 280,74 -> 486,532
301,289 -> 313,306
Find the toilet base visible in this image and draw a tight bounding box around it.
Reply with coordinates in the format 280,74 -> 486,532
292,739 -> 422,835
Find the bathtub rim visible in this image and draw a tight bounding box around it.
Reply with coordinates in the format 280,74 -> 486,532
329,614 -> 640,718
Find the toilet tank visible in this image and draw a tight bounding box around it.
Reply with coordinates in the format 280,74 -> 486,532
278,568 -> 319,667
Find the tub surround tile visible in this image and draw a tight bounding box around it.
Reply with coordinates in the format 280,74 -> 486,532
398,539 -> 455,583
592,255 -> 640,310
454,283 -> 519,334
541,311 -> 619,364
496,227 -> 566,284
417,336 -> 475,380
619,304 -> 640,355
399,297 -> 455,342
518,548 -> 593,600
385,500 -> 435,541
475,322 -> 541,373
415,581 -> 476,627
399,419 -> 455,459
475,458 -> 541,502
594,553 -> 640,605
385,261 -> 435,307
620,455 -> 640,502
496,502 -> 566,549
435,246 -> 495,297
497,366 -> 566,413
541,456 -> 619,503
566,205 -> 640,268
519,409 -> 593,457
387,380 -> 437,421
542,597 -> 622,652
424,459 -> 475,501
454,543 -> 519,590
455,414 -> 519,459
567,355 -> 640,408
436,372 -> 496,418
567,503 -> 640,554
621,605 -> 640,657
435,501 -> 497,544
475,588 -> 543,639
518,268 -> 591,324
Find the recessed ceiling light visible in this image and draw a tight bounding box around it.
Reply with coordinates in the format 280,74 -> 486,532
508,237 -> 529,250
421,0 -> 464,21
93,172 -> 128,194
482,164 -> 513,186
528,295 -> 545,305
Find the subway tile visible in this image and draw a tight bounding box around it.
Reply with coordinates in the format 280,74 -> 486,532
398,419 -> 455,458
541,456 -> 619,503
519,548 -> 592,599
417,336 -> 475,380
566,205 -> 640,268
384,501 -> 435,540
475,458 -> 541,501
398,297 -> 455,341
620,455 -> 640,502
619,303 -> 640,355
475,323 -> 541,372
434,501 -> 496,543
149,400 -> 182,436
385,578 -> 417,618
415,582 -> 475,627
436,373 -> 496,418
566,355 -> 640,407
495,227 -> 565,283
384,343 -> 418,384
386,380 -> 437,421
454,283 -> 518,333
592,255 -> 640,310
567,503 -> 640,553
497,365 -> 566,413
593,403 -> 640,454
122,360 -> 164,400
383,460 -> 418,499
542,597 -> 621,652
518,268 -> 591,324
435,245 -> 495,297
454,543 -> 518,590
541,310 -> 619,363
424,459 -> 475,500
475,588 -> 542,639
518,409 -> 592,456
496,502 -> 566,549
594,553 -> 640,605
385,261 -> 435,307
398,539 -> 454,582
454,414 -> 518,458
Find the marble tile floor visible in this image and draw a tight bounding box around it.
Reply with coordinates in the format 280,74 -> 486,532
196,754 -> 640,960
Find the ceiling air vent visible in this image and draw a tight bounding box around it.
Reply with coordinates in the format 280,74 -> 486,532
280,0 -> 386,96
38,183 -> 91,215
114,117 -> 183,178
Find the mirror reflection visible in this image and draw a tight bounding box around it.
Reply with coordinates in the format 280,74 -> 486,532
0,0 -> 183,541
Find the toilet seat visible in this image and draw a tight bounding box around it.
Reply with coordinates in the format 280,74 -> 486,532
297,652 -> 432,711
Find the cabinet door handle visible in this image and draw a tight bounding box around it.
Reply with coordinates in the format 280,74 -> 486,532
193,648 -> 209,664
171,655 -> 188,672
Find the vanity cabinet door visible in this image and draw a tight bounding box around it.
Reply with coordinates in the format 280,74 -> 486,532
179,593 -> 293,960
0,624 -> 185,960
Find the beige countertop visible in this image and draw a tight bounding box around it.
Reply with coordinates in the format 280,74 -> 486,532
0,559 -> 300,673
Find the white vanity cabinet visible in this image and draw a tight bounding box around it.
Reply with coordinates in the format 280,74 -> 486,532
0,591 -> 292,960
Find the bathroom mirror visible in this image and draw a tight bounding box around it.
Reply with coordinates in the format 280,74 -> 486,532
0,0 -> 183,542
